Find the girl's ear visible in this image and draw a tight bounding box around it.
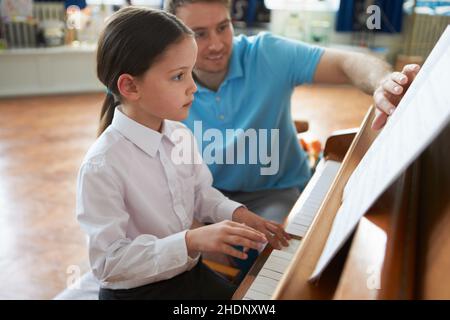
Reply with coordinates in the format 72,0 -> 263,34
117,74 -> 140,101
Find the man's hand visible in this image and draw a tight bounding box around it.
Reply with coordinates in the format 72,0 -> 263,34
372,64 -> 421,130
232,207 -> 291,250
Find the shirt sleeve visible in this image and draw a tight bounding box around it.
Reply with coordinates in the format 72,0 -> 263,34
76,161 -> 194,289
254,32 -> 325,86
189,134 -> 243,223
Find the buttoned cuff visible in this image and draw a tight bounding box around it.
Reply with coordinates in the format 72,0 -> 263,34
215,199 -> 244,222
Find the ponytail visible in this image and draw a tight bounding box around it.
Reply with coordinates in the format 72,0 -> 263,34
97,93 -> 118,137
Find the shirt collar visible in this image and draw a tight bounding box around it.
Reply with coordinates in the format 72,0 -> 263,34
111,107 -> 174,158
196,37 -> 244,93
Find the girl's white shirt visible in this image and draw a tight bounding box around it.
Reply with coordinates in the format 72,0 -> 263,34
76,107 -> 241,290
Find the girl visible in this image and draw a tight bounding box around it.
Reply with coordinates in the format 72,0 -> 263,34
76,7 -> 290,300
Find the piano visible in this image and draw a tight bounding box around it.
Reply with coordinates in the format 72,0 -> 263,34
233,24 -> 450,298
233,103 -> 450,300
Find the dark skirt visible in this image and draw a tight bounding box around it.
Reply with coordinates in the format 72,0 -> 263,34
99,259 -> 236,300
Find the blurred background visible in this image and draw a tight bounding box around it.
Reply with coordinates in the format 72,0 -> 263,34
1,0 -> 449,96
0,0 -> 449,299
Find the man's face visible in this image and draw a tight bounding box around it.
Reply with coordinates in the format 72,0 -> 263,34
176,2 -> 234,74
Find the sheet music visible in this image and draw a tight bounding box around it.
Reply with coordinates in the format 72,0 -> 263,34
310,26 -> 450,281
285,160 -> 341,237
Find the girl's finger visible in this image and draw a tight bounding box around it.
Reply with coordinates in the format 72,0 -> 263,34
265,222 -> 289,247
225,235 -> 264,251
222,244 -> 248,260
227,224 -> 267,243
227,220 -> 265,236
260,229 -> 281,250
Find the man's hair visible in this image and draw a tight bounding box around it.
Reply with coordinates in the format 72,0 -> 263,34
164,0 -> 231,15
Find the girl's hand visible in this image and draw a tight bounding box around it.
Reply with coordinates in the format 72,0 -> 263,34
232,207 -> 291,250
185,220 -> 267,259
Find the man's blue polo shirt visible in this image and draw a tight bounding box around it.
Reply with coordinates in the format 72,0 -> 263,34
183,32 -> 324,192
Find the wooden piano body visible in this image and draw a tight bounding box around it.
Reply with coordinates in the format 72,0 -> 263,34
233,106 -> 450,300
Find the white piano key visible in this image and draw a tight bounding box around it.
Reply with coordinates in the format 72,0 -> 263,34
264,262 -> 289,275
263,260 -> 288,273
241,238 -> 303,300
270,250 -> 294,261
244,289 -> 271,300
253,276 -> 279,289
259,268 -> 284,281
265,256 -> 290,269
290,221 -> 309,229
292,216 -> 315,226
250,282 -> 277,295
285,224 -> 306,237
280,238 -> 302,254
286,160 -> 341,237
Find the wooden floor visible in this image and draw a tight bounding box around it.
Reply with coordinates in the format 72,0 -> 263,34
0,85 -> 372,299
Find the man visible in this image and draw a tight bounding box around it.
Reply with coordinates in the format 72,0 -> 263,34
164,0 -> 420,277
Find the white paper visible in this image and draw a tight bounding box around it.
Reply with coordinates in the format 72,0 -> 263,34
310,26 -> 450,281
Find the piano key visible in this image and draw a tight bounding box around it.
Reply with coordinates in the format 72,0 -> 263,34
271,250 -> 294,261
286,160 -> 341,237
259,268 -> 284,281
285,224 -> 306,237
242,239 -> 302,299
266,255 -> 291,267
250,281 -> 277,295
291,216 -> 313,226
253,276 -> 279,289
244,289 -> 271,300
264,259 -> 289,273
279,238 -> 302,254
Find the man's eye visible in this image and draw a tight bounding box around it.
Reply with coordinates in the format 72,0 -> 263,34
195,32 -> 206,39
218,24 -> 228,32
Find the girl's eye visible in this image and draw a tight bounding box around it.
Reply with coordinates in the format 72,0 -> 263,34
173,73 -> 184,81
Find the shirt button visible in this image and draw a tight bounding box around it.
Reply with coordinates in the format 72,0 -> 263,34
219,115 -> 225,120
216,96 -> 221,102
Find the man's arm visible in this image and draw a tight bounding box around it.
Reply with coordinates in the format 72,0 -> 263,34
313,48 -> 391,94
312,48 -> 420,130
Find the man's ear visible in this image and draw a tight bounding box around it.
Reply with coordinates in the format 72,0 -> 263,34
117,74 -> 140,101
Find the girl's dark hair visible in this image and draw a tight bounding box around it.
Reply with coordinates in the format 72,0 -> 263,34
97,7 -> 194,136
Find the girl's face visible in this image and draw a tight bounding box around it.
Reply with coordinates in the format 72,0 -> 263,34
123,36 -> 198,131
